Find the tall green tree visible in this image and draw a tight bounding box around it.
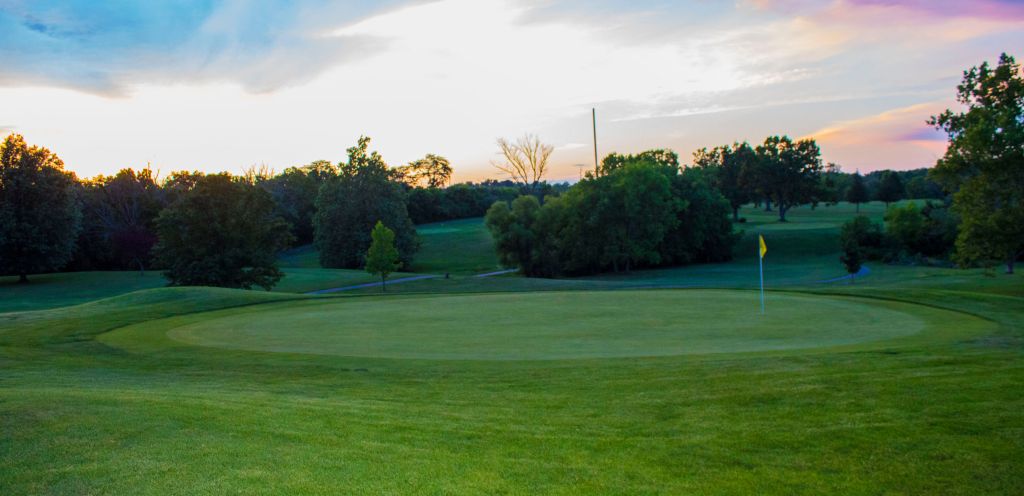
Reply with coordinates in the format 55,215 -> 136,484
600,149 -> 679,175
398,154 -> 452,188
314,136 -> 418,269
754,136 -> 824,221
875,170 -> 905,207
75,168 -> 165,272
930,53 -> 1024,273
260,160 -> 336,245
153,173 -> 293,290
846,172 -> 869,212
0,134 -> 81,282
365,221 -> 401,292
692,143 -> 755,221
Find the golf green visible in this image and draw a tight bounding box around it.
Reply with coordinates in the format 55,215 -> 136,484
152,290 -> 982,360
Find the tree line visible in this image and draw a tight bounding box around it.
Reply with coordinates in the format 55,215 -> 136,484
483,131 -> 949,277
0,134 -> 553,288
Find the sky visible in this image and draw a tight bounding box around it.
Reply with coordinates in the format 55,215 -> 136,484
1,0 -> 1022,182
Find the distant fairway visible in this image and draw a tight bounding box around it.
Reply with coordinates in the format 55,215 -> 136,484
128,290 -> 985,360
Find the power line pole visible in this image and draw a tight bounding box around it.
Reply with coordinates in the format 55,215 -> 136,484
574,163 -> 587,181
592,108 -> 599,175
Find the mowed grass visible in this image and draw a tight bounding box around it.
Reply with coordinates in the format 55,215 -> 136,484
1,201 -> 1023,493
127,290 -> 988,360
1,282 -> 1022,493
278,217 -> 502,276
410,217 -> 502,275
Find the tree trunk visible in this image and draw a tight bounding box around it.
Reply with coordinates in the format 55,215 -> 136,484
1008,254 -> 1017,275
778,205 -> 788,222
381,275 -> 387,293
18,272 -> 28,284
764,199 -> 773,212
732,207 -> 739,221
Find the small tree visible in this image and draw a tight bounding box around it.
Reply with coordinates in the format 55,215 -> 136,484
875,170 -> 905,208
846,172 -> 869,213
365,221 -> 400,292
839,237 -> 865,283
839,216 -> 877,283
0,134 -> 81,282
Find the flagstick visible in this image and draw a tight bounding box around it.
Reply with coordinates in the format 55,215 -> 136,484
759,242 -> 765,315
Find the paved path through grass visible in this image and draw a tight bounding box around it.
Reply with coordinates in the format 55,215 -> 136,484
305,274 -> 440,294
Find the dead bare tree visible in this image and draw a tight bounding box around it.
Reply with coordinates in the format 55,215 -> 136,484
492,134 -> 553,192
241,163 -> 274,185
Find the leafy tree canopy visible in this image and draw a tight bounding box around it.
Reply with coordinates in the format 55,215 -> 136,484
846,172 -> 870,211
154,173 -> 293,290
0,134 -> 81,282
398,154 -> 452,188
754,135 -> 824,221
365,221 -> 401,291
875,170 -> 905,206
314,136 -> 418,269
930,53 -> 1024,273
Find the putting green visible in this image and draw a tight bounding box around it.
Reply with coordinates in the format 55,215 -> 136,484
156,290 -> 982,360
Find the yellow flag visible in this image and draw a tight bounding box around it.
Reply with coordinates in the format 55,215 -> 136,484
759,235 -> 767,258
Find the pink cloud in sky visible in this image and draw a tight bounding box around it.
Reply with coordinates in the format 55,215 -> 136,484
807,102 -> 951,172
846,0 -> 1024,20
747,0 -> 1024,19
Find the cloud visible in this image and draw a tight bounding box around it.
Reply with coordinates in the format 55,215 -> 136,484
0,0 -> 424,95
846,0 -> 1024,21
807,102 -> 951,171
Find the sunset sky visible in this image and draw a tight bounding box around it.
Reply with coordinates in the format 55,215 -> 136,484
1,0 -> 1022,182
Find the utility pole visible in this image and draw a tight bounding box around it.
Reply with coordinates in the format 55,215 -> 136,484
592,108 -> 599,175
574,163 -> 587,181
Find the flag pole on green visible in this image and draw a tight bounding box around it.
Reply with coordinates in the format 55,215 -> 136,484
759,234 -> 767,314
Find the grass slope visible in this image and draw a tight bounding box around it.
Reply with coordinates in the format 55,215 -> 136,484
411,217 -> 501,275
278,217 -> 501,276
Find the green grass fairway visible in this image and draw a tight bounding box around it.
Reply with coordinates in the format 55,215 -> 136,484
276,217 -> 501,276
411,217 -> 501,275
141,291 -> 987,360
